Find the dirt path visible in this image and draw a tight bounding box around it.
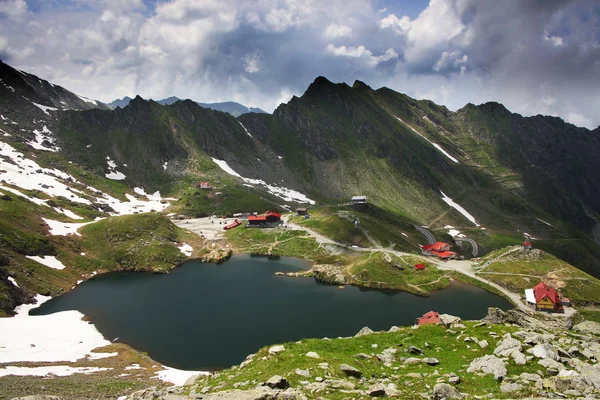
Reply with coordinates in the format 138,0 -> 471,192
284,216 -> 531,311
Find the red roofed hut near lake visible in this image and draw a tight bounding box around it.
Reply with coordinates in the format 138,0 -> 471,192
522,241 -> 532,250
414,263 -> 427,271
416,311 -> 440,326
247,211 -> 282,228
421,242 -> 457,260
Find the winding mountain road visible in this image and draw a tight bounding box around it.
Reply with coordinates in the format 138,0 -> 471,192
455,238 -> 479,257
413,225 -> 436,244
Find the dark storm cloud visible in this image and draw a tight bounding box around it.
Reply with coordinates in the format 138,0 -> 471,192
0,0 -> 598,128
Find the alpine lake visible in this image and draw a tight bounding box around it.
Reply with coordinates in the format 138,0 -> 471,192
31,255 -> 512,370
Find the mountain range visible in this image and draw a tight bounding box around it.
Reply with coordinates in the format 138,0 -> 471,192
1,58 -> 600,313
109,96 -> 268,117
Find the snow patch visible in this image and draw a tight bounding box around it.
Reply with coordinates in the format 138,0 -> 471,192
238,121 -> 253,138
537,218 -> 553,227
163,161 -> 168,171
211,158 -> 315,204
156,366 -> 209,386
8,277 -> 18,287
277,155 -> 283,159
42,217 -> 95,236
25,255 -> 68,270
53,208 -> 84,220
0,366 -> 111,378
178,243 -> 193,257
440,191 -> 480,226
27,125 -> 60,152
401,232 -> 408,238
87,352 -> 118,360
31,102 -> 58,115
77,95 -> 97,105
394,116 -> 459,163
0,294 -> 112,363
125,364 -> 142,370
105,156 -> 126,180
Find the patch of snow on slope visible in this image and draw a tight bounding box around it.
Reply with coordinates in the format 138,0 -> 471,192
211,158 -> 315,204
537,218 -> 553,226
27,125 -> 60,152
156,366 -> 209,386
25,255 -> 68,270
440,191 -> 480,226
163,161 -> 168,171
238,121 -> 253,138
42,218 -> 95,236
77,95 -> 97,105
0,294 -> 112,363
394,116 -> 459,163
0,366 -> 111,378
8,277 -> 18,287
87,352 -> 118,360
54,208 -> 84,220
105,156 -> 126,180
31,102 -> 58,115
178,243 -> 193,256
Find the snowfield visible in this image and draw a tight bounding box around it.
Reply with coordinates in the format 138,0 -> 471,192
27,125 -> 60,152
178,243 -> 193,256
0,366 -> 111,378
25,255 -> 68,270
105,156 -> 126,180
156,366 -> 209,386
31,102 -> 59,115
238,121 -> 253,138
42,217 -> 95,236
211,157 -> 315,204
440,191 -> 480,226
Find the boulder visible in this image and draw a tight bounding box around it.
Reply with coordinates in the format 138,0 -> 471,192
325,379 -> 355,390
389,326 -> 400,332
538,358 -> 565,371
478,340 -> 488,349
268,345 -> 286,355
339,363 -> 362,378
433,383 -> 463,399
500,382 -> 523,393
305,351 -> 320,359
404,357 -> 422,365
355,353 -> 371,360
278,389 -> 309,400
295,369 -> 310,377
368,383 -> 387,397
408,346 -> 423,355
531,343 -> 560,361
520,372 -> 542,383
264,375 -> 289,389
493,334 -> 522,357
467,355 -> 507,380
355,326 -> 375,337
573,321 -> 600,335
423,357 -> 440,366
511,351 -> 527,365
439,314 -> 462,327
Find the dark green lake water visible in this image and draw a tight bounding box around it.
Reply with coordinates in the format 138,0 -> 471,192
32,255 -> 512,370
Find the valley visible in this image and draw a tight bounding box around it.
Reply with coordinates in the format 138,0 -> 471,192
1,59 -> 600,399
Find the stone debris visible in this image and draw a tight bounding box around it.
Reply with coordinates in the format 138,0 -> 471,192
355,326 -> 375,336
339,363 -> 362,378
268,345 -> 286,355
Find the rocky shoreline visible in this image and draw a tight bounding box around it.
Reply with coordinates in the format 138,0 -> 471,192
108,307 -> 600,400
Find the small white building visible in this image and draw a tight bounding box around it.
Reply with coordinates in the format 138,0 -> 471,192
352,196 -> 367,205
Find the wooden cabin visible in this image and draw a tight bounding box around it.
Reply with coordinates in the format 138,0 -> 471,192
524,282 -> 563,312
296,208 -> 308,216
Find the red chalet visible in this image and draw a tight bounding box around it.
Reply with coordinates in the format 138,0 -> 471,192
525,281 -> 563,313
416,311 -> 440,326
414,263 -> 427,271
522,241 -> 532,250
247,211 -> 282,228
421,242 -> 457,260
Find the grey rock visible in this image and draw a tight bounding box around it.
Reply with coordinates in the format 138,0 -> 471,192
404,357 -> 422,365
433,383 -> 463,399
467,355 -> 507,380
295,369 -> 310,377
532,343 -> 560,361
355,353 -> 371,359
493,335 -> 522,357
439,314 -> 462,327
448,375 -> 461,384
339,363 -> 362,378
305,351 -> 320,359
478,340 -> 488,349
325,379 -> 355,390
265,375 -> 289,389
268,345 -> 286,355
389,326 -> 400,332
424,357 -> 440,365
520,372 -> 542,383
355,326 -> 374,336
573,320 -> 600,335
500,382 -> 523,393
368,383 -> 387,397
408,346 -> 423,355
538,358 -> 565,371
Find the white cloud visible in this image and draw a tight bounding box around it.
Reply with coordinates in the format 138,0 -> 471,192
243,52 -> 262,74
324,23 -> 352,39
326,44 -> 398,67
0,0 -> 28,21
565,112 -> 592,128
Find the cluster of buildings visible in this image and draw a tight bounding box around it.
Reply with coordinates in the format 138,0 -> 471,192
247,211 -> 282,228
421,242 -> 457,260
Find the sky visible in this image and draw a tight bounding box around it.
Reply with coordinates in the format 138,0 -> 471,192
0,0 -> 599,129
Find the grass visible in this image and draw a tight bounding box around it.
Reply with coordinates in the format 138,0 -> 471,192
476,246 -> 600,305
192,321 -> 550,399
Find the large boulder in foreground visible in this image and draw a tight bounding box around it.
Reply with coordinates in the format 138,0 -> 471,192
573,321 -> 600,335
433,383 -> 463,399
467,355 -> 507,380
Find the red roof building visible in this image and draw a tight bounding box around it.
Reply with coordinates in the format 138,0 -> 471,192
421,242 -> 457,260
247,211 -> 282,227
414,263 -> 427,271
224,220 -> 242,230
526,282 -> 563,312
416,311 -> 440,326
